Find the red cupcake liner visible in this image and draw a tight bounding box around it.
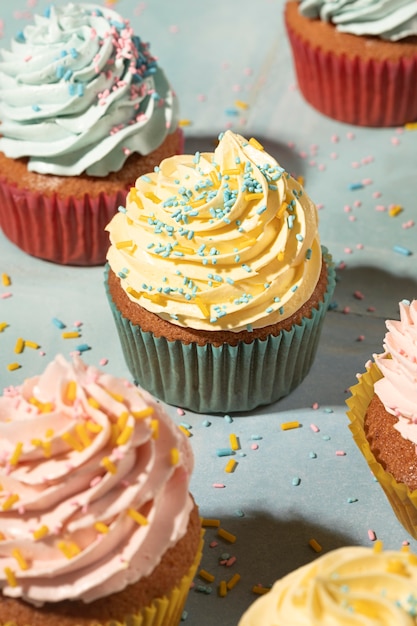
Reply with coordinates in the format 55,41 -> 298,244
0,178 -> 126,266
286,24 -> 417,127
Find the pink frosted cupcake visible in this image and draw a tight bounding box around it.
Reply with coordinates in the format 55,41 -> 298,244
285,0 -> 417,127
0,4 -> 182,265
0,355 -> 202,626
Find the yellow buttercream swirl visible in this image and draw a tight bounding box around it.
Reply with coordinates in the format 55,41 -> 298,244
106,130 -> 321,332
239,546 -> 417,625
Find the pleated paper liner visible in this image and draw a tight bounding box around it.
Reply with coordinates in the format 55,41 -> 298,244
286,22 -> 417,127
347,363 -> 417,539
104,249 -> 336,414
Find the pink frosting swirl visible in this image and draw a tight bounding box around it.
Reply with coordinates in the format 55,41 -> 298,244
374,300 -> 417,443
0,355 -> 194,605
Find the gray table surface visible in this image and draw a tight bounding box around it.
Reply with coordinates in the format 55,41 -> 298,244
1,1 -> 417,624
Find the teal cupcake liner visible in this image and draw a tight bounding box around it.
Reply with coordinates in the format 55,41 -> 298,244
104,248 -> 335,414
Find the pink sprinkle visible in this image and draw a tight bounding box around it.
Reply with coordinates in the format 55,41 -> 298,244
299,151 -> 307,159
330,152 -> 338,159
232,84 -> 241,92
177,408 -> 185,416
90,28 -> 97,39
316,203 -> 324,210
335,450 -> 346,456
310,423 -> 319,432
343,306 -> 351,314
318,164 -> 326,171
402,540 -> 410,546
312,402 -> 319,410
331,134 -> 339,143
354,290 -> 364,300
90,476 -> 102,488
0,292 -> 12,299
368,529 -> 376,541
251,443 -> 259,450
367,306 -> 376,312
346,132 -> 355,140
197,94 -> 206,102
169,24 -> 179,33
353,200 -> 362,208
351,161 -> 360,168
344,205 -> 351,213
99,358 -> 108,366
209,541 -> 219,548
372,191 -> 382,198
357,335 -> 365,342
403,220 -> 415,229
362,178 -> 373,185
391,136 -> 400,145
375,204 -> 386,212
244,67 -> 253,76
213,483 -> 226,488
338,261 -> 347,270
73,320 -> 83,327
344,247 -> 353,254
356,243 -> 364,250
348,215 -> 356,222
39,350 -> 46,356
226,556 -> 237,567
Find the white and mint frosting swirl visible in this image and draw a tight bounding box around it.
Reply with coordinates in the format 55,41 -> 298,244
0,3 -> 179,176
299,0 -> 417,41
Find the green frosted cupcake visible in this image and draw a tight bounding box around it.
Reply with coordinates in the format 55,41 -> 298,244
105,130 -> 335,413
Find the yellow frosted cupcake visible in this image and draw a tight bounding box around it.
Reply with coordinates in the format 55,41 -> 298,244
0,355 -> 202,626
105,130 -> 335,413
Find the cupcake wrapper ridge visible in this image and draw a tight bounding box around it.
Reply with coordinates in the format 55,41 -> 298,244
286,23 -> 417,127
347,363 -> 417,539
105,248 -> 336,414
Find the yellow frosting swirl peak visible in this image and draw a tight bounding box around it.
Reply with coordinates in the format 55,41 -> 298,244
106,130 -> 321,331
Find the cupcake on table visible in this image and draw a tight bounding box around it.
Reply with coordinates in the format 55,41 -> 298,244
285,0 -> 417,127
0,3 -> 182,265
0,355 -> 202,626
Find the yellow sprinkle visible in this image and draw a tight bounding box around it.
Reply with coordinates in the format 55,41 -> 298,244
277,251 -> 285,262
14,337 -> 24,354
116,425 -> 134,446
175,245 -> 195,255
218,580 -> 228,597
2,494 -> 19,511
101,456 -> 117,474
9,442 -> 23,466
75,423 -> 91,448
2,273 -> 11,287
116,240 -> 134,249
386,559 -> 409,576
132,406 -> 154,419
226,573 -> 241,590
223,168 -> 241,176
62,331 -> 80,339
144,191 -> 162,204
94,522 -> 110,534
65,380 -> 77,403
0,532 -> 6,541
389,204 -> 403,217
297,175 -> 305,186
0,322 -> 8,332
199,569 -> 215,583
179,425 -> 191,438
229,434 -> 239,451
4,567 -> 17,587
201,518 -> 221,528
42,441 -> 52,458
33,525 -> 49,541
351,600 -> 381,618
87,397 -> 100,409
309,538 -> 322,553
277,202 -> 288,219
150,419 -> 159,439
218,528 -> 236,544
244,192 -> 264,201
57,541 -> 81,559
249,137 -> 264,151
61,432 -> 83,452
281,421 -> 300,431
178,119 -> 192,127
106,390 -> 124,403
12,548 -> 28,571
117,411 -> 129,432
401,544 -> 410,553
233,237 -> 257,250
209,170 -> 221,188
142,292 -> 166,306
224,459 -> 237,474
252,584 -> 270,595
110,423 -> 120,446
188,198 -> 206,208
24,340 -> 40,350
127,508 -> 149,526
195,298 -> 210,318
408,553 -> 417,566
7,363 -> 21,372
86,421 -> 103,434
170,448 -> 180,466
373,540 -> 384,553
45,429 -> 54,439
235,99 -> 248,110
405,121 -> 417,130
126,286 -> 142,299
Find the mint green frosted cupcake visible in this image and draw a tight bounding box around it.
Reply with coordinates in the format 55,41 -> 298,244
105,130 -> 335,413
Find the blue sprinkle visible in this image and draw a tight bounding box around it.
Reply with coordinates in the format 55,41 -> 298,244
141,175 -> 152,183
225,108 -> 239,116
52,317 -> 66,329
292,477 -> 301,486
347,497 -> 358,503
393,245 -> 412,256
32,104 -> 41,112
56,65 -> 65,79
324,407 -> 334,413
348,182 -> 364,190
224,414 -> 233,423
309,452 -> 317,459
202,420 -> 211,427
76,344 -> 91,352
322,435 -> 331,441
77,83 -> 85,97
256,205 -> 267,215
235,509 -> 245,517
64,69 -> 73,81
216,448 -> 235,457
305,248 -> 312,260
251,435 -> 262,441
15,31 -> 26,43
70,47 -> 78,58
60,49 -> 68,58
68,83 -> 76,97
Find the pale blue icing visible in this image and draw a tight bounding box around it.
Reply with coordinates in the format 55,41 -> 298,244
299,0 -> 417,41
0,3 -> 179,176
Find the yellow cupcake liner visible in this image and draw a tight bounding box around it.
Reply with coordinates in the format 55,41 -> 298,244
0,531 -> 204,626
346,363 -> 417,539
